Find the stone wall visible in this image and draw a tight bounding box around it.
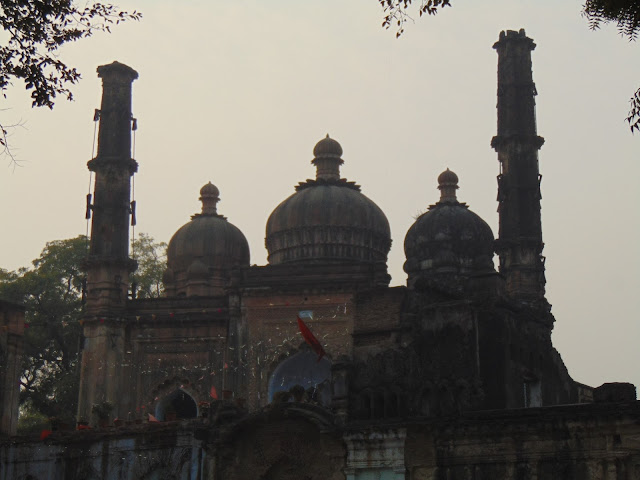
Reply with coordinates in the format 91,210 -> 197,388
0,300 -> 24,436
0,423 -> 206,480
405,402 -> 640,480
1,401 -> 639,479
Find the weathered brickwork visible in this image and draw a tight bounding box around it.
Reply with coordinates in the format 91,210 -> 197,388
1,29 -> 639,480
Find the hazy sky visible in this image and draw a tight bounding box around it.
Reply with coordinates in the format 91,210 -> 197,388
1,1 -> 638,391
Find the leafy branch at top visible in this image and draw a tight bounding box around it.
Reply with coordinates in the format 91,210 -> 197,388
582,0 -> 640,132
379,0 -> 450,38
627,87 -> 640,132
583,0 -> 640,40
0,1 -> 141,109
377,0 -> 640,132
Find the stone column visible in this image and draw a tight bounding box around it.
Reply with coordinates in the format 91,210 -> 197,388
491,29 -> 547,304
77,61 -> 138,423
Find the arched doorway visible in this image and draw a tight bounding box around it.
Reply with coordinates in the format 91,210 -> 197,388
155,389 -> 198,421
268,349 -> 331,404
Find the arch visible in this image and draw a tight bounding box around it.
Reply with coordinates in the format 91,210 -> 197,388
372,390 -> 384,418
396,392 -> 408,417
155,388 -> 198,421
267,349 -> 331,403
384,390 -> 398,418
359,390 -> 372,419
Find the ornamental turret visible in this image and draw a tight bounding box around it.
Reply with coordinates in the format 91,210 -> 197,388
491,29 -> 547,305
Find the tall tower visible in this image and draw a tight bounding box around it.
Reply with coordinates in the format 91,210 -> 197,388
77,61 -> 138,422
491,30 -> 546,305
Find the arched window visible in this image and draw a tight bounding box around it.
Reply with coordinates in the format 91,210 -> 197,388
385,391 -> 398,418
155,389 -> 197,421
359,391 -> 372,419
268,349 -> 331,403
372,391 -> 384,418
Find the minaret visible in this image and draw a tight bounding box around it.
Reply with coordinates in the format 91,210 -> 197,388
77,61 -> 138,423
84,61 -> 138,313
491,30 -> 546,304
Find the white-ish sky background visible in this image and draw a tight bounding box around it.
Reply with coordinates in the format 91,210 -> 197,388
1,0 -> 638,391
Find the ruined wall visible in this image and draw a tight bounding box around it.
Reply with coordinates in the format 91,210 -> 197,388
216,405 -> 345,480
121,297 -> 232,422
406,402 -> 640,480
0,423 -> 206,480
0,301 -> 24,436
1,401 -> 639,479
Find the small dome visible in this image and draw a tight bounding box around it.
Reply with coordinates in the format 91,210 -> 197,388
200,181 -> 220,198
198,181 -> 221,215
266,136 -> 391,266
166,183 -> 250,296
313,134 -> 343,158
404,170 -> 494,286
438,168 -> 459,186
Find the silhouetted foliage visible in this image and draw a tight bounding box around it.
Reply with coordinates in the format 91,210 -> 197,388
0,1 -> 141,109
131,233 -> 168,299
378,0 -> 640,132
583,0 -> 640,39
0,233 -> 165,425
582,0 -> 640,132
379,0 -> 450,38
628,87 -> 640,132
0,1 -> 141,162
0,236 -> 87,424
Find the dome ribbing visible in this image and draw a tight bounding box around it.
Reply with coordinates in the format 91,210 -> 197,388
265,136 -> 391,266
404,170 -> 494,287
165,182 -> 250,296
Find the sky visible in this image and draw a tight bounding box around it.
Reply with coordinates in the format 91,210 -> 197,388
0,0 -> 638,391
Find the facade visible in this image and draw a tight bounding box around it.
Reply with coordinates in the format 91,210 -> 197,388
1,29 -> 639,480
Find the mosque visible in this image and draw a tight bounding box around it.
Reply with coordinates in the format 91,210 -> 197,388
1,29 -> 639,480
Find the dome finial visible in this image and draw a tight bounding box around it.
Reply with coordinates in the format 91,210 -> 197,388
437,168 -> 459,203
200,181 -> 220,215
312,134 -> 344,181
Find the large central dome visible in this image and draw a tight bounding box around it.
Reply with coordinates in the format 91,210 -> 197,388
265,135 -> 391,265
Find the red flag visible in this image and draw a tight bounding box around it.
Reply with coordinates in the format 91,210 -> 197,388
210,385 -> 218,399
40,429 -> 52,440
297,315 -> 326,362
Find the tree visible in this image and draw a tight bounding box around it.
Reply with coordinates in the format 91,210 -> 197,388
583,0 -> 640,39
130,233 -> 168,299
378,0 -> 640,132
379,0 -> 451,38
583,0 -> 640,131
0,1 -> 141,161
0,236 -> 87,424
0,233 -> 165,425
